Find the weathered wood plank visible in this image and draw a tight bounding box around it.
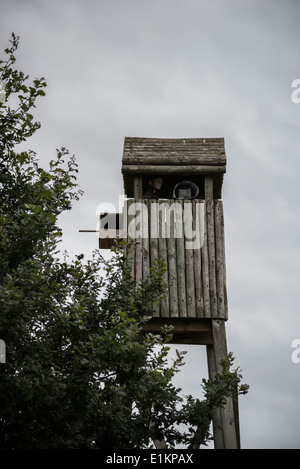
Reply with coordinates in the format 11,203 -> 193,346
124,136 -> 224,144
214,200 -> 225,318
184,201 -> 196,318
142,199 -> 150,280
122,165 -> 226,175
142,318 -> 212,333
123,154 -> 226,166
207,200 -> 218,318
193,201 -> 204,318
123,143 -> 224,149
126,199 -> 136,280
201,201 -> 211,318
149,200 -> 160,318
220,201 -> 228,319
175,200 -> 187,318
158,202 -> 169,317
167,200 -> 179,317
135,201 -> 143,286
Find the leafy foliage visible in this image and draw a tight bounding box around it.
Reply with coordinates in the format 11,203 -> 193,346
0,34 -> 248,449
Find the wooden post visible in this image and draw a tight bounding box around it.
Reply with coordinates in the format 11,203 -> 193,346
211,320 -> 239,449
205,175 -> 214,200
206,343 -> 225,448
133,176 -> 143,199
204,175 -> 238,449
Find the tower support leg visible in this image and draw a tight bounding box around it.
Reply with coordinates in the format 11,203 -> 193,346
206,319 -> 239,449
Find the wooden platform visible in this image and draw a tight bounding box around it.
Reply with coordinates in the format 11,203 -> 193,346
141,317 -> 214,344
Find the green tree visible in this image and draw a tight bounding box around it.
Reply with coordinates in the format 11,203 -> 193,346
0,34 -> 248,449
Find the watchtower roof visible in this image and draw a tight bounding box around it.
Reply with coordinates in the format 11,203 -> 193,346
121,137 -> 226,199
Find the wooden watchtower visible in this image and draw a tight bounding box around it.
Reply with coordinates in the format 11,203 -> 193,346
100,136 -> 239,449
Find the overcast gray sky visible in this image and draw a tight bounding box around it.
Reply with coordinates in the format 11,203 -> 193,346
1,0 -> 300,449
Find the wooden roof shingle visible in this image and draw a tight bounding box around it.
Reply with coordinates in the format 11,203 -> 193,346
121,137 -> 226,199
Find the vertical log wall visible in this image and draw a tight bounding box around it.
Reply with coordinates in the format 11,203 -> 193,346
124,198 -> 228,321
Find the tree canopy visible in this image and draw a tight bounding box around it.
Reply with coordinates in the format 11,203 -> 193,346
0,33 -> 248,449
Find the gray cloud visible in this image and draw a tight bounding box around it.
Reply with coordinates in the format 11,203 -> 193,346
1,0 -> 300,448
